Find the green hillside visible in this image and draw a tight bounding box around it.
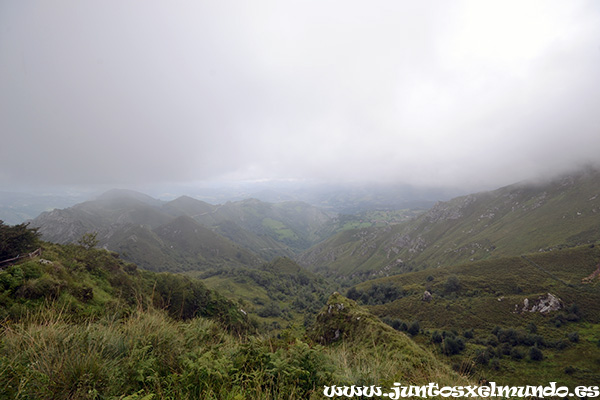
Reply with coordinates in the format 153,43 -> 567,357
212,219 -> 295,260
0,242 -> 249,329
299,168 -> 600,279
193,199 -> 335,254
0,230 -> 471,399
194,257 -> 335,331
153,216 -> 262,269
77,215 -> 263,273
345,244 -> 600,386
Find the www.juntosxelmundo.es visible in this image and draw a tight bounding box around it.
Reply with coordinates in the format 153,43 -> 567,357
323,382 -> 600,398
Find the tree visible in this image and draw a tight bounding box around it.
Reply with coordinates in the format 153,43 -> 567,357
77,232 -> 99,250
0,221 -> 40,260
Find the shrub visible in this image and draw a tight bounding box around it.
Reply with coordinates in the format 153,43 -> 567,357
513,284 -> 523,294
441,336 -> 465,355
529,346 -> 543,361
486,336 -> 498,347
553,339 -> 569,350
257,302 -> 282,318
553,319 -> 563,328
474,349 -> 490,365
567,331 -> 579,343
407,320 -> 420,336
499,343 -> 512,356
77,232 -> 99,250
431,331 -> 443,344
383,318 -> 408,332
18,275 -> 62,300
496,328 -> 520,345
510,347 -> 524,360
490,358 -> 501,371
564,366 -> 576,374
357,282 -> 404,305
444,275 -> 461,293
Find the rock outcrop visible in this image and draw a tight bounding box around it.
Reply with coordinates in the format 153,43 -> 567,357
515,293 -> 562,314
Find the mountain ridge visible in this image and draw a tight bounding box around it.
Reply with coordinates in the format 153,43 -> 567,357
298,167 -> 600,279
30,191 -> 336,271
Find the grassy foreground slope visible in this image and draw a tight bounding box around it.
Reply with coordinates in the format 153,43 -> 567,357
0,239 -> 471,399
348,244 -> 600,386
310,293 -> 471,388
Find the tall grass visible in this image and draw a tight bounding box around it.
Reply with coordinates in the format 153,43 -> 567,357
0,306 -> 339,400
1,303 -> 474,399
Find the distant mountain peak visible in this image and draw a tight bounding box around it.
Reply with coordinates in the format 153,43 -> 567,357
96,189 -> 163,207
162,195 -> 215,217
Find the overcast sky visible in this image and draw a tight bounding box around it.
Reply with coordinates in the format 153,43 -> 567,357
2,1 -> 600,192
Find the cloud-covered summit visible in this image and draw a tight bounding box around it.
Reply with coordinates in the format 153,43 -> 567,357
1,1 -> 599,191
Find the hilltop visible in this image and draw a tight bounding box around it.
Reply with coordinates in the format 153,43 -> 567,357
30,191 -> 335,271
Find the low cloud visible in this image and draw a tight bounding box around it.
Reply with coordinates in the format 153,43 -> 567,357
1,1 -> 599,191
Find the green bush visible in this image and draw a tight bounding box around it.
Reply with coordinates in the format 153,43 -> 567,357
441,336 -> 465,355
474,348 -> 491,365
18,274 -> 63,300
510,347 -> 524,360
567,331 -> 579,343
407,320 -> 421,336
529,346 -> 543,361
356,282 -> 405,305
444,275 -> 461,293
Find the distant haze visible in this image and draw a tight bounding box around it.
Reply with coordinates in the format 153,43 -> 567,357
2,1 -> 600,193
